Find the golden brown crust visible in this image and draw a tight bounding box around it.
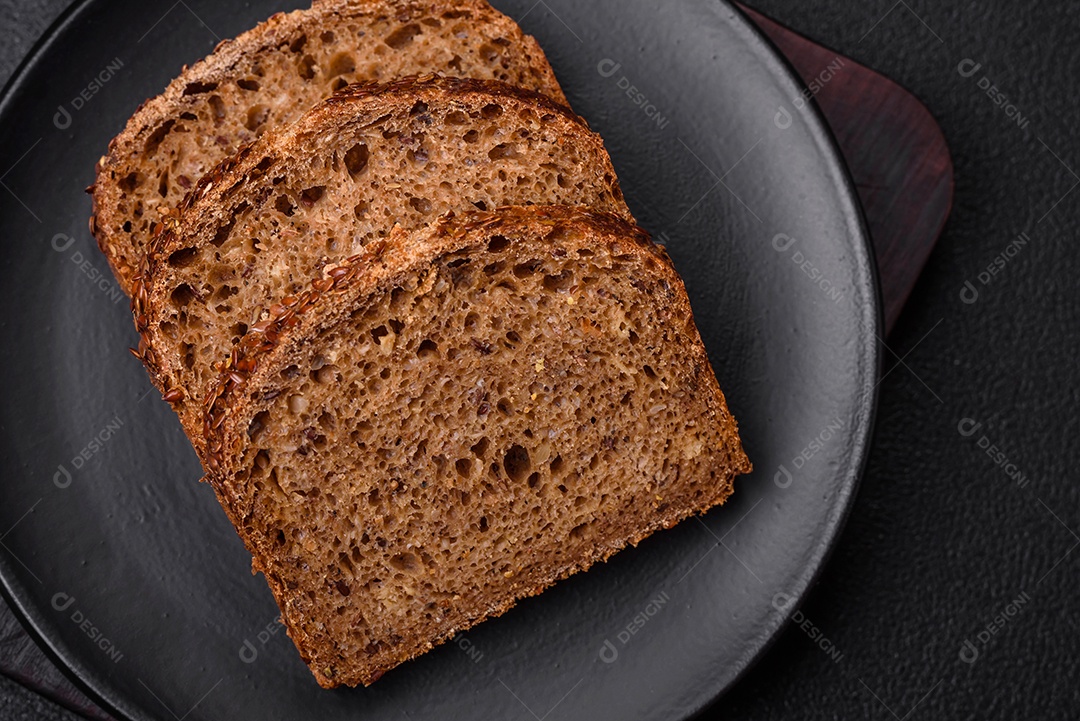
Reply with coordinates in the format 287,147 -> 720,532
93,0 -> 569,294
201,205 -> 750,686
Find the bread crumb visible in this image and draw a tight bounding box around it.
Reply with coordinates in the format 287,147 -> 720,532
534,359 -> 544,372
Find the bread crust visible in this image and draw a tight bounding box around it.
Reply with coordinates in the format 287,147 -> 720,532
131,76 -> 630,460
202,205 -> 751,687
92,0 -> 568,293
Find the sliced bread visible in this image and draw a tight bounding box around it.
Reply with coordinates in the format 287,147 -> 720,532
202,205 -> 751,687
92,0 -> 568,294
132,76 -> 631,457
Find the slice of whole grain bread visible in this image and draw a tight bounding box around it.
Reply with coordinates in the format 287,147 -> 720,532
202,204 -> 751,687
92,0 -> 568,294
132,76 -> 631,458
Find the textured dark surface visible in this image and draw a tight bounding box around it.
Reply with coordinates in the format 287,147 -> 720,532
1,0 -> 1077,720
718,1 -> 1080,719
0,0 -> 881,719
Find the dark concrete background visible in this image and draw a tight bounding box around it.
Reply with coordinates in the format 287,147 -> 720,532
1,1 -> 1077,719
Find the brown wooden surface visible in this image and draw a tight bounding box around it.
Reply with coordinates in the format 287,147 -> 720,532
0,6 -> 953,719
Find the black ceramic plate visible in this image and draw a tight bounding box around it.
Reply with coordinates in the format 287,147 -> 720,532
0,0 -> 880,719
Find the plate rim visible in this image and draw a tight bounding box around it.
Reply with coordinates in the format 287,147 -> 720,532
0,0 -> 883,718
687,0 -> 883,706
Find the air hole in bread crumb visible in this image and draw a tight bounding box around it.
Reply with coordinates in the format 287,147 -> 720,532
543,270 -> 574,292
390,552 -> 418,573
317,411 -> 334,432
344,143 -> 369,177
274,194 -> 296,216
245,104 -> 270,132
144,119 -> 175,156
488,143 -> 516,160
300,185 -> 325,207
298,54 -> 317,80
328,52 -> 355,77
237,77 -> 260,91
455,458 -> 472,478
210,219 -> 235,248
170,283 -> 195,307
445,110 -> 469,125
182,81 -> 217,96
384,23 -> 421,49
481,103 -> 503,119
487,235 -> 510,253
248,411 -> 269,441
470,437 -> 489,458
167,247 -> 199,268
513,260 -> 541,278
463,129 -> 479,144
409,196 -> 432,213
208,95 -> 225,125
417,339 -> 438,358
118,172 -> 139,193
370,325 -> 389,343
503,444 -> 530,482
